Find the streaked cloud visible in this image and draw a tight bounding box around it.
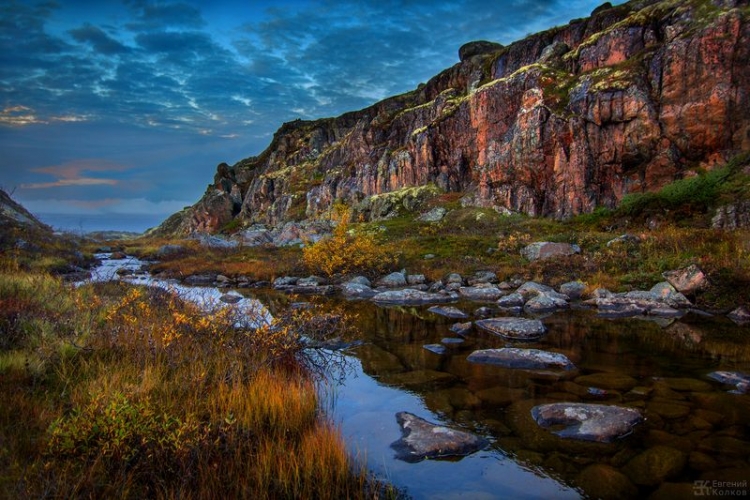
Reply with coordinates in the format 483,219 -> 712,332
0,0 -> 618,230
21,159 -> 130,189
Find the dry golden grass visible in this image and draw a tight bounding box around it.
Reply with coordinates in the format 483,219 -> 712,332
0,266 -> 391,499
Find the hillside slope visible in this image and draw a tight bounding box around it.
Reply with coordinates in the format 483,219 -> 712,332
154,0 -> 750,236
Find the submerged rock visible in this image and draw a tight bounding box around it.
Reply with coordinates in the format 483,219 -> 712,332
428,305 -> 469,319
622,445 -> 687,486
423,344 -> 448,355
467,348 -> 575,371
531,403 -> 643,442
474,317 -> 546,340
391,412 -> 488,462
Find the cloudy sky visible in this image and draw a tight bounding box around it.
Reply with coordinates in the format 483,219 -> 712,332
0,0 -> 615,232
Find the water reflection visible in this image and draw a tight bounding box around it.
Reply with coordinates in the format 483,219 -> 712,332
324,299 -> 750,499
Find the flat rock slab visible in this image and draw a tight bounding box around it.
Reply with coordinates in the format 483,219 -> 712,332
474,317 -> 546,340
531,403 -> 643,442
467,348 -> 575,371
428,305 -> 468,318
372,289 -> 455,305
391,412 -> 488,462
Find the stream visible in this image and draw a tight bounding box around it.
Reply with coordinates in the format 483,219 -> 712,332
86,254 -> 750,499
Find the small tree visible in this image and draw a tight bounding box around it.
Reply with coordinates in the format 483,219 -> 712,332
303,205 -> 395,278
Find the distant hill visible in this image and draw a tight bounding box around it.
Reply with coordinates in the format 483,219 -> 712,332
0,189 -> 51,233
154,0 -> 750,236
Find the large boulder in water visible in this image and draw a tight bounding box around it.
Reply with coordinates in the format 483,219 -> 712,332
391,412 -> 488,462
531,403 -> 643,442
474,317 -> 546,340
372,289 -> 455,305
467,348 -> 575,371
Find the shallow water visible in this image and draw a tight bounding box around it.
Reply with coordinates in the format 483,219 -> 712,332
84,255 -> 750,498
315,299 -> 750,499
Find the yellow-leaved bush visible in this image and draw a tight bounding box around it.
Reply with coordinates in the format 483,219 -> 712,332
303,207 -> 396,278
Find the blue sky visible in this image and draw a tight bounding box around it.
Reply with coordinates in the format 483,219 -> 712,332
0,0 -> 615,231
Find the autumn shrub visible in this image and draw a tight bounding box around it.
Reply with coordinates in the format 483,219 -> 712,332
303,208 -> 396,278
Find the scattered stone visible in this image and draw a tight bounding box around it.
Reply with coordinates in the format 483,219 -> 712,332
497,292 -> 525,308
423,344 -> 447,355
467,271 -> 498,285
423,253 -> 436,260
605,234 -> 641,247
521,242 -> 581,261
531,403 -> 643,442
216,274 -> 232,284
706,371 -> 750,393
458,285 -> 503,301
662,264 -> 707,294
473,306 -> 494,317
450,322 -> 473,336
428,305 -> 468,319
198,234 -> 239,249
273,276 -> 300,287
348,275 -> 371,287
376,271 -> 407,288
417,207 -> 447,222
559,281 -> 586,300
297,276 -> 325,286
406,274 -> 426,285
516,281 -> 558,299
341,281 -> 376,299
728,306 -> 750,324
467,348 -> 575,371
524,294 -> 569,314
474,317 -> 546,340
622,445 -> 687,486
372,289 -> 455,305
220,292 -> 243,304
445,273 -> 463,284
390,412 -> 488,462
110,251 -> 127,260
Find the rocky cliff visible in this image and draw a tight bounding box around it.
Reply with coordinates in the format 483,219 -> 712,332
155,0 -> 750,236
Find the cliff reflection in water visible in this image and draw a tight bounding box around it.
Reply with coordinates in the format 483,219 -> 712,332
337,299 -> 750,499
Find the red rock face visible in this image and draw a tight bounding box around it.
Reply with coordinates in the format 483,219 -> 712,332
164,0 -> 750,235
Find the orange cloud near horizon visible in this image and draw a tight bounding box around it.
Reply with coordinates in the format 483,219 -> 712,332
20,159 -> 130,190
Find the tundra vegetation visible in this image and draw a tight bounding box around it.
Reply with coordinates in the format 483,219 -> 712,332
0,244 -> 395,498
143,152 -> 750,311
